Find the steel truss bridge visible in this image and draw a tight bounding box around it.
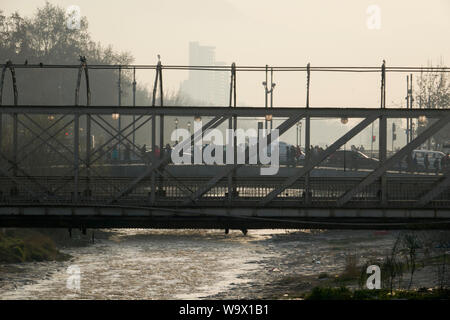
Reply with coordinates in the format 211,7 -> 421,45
0,60 -> 449,230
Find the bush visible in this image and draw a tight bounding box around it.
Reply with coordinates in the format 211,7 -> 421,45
0,230 -> 70,263
306,287 -> 353,300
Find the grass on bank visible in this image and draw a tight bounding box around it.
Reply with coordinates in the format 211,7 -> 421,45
305,286 -> 450,300
0,229 -> 70,263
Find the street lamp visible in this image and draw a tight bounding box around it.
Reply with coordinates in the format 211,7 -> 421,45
194,115 -> 202,122
340,117 -> 349,125
418,115 -> 427,125
48,115 -> 55,121
174,118 -> 178,130
187,121 -> 191,134
112,113 -> 120,120
262,66 -> 276,131
296,121 -> 302,148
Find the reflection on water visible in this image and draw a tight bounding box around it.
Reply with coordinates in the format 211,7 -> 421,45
0,229 -> 284,300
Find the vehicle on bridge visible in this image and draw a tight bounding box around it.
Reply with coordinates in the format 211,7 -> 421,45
397,149 -> 446,171
325,150 -> 379,171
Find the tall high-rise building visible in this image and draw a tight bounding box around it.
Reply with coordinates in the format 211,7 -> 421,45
180,42 -> 228,106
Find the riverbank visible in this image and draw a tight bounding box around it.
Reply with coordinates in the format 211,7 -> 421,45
0,229 -> 70,263
0,229 -> 448,299
207,229 -> 450,299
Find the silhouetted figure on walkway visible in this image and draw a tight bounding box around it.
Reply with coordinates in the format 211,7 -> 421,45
424,154 -> 429,171
124,144 -> 131,161
434,157 -> 440,175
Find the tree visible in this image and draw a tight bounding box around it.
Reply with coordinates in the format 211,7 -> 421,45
415,64 -> 450,149
0,3 -> 190,153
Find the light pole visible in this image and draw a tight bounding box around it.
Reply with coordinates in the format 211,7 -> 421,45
296,121 -> 303,148
187,121 -> 191,135
262,66 -> 276,131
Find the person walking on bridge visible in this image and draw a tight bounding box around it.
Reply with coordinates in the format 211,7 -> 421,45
424,154 -> 430,172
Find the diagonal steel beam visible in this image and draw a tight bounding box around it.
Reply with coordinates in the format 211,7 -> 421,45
89,114 -> 150,164
416,172 -> 450,207
12,116 -> 73,169
92,114 -> 194,197
337,114 -> 450,206
0,151 -> 50,197
259,115 -> 378,206
108,116 -> 228,203
183,112 -> 307,205
90,115 -> 147,162
46,115 -> 154,197
0,165 -> 40,200
182,165 -> 234,205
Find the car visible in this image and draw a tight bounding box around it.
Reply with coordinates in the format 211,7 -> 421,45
326,150 -> 379,170
397,149 -> 446,171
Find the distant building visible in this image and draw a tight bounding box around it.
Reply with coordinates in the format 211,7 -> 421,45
180,42 -> 228,106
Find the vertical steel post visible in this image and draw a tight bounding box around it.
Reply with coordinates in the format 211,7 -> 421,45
13,113 -> 17,178
379,60 -> 387,204
74,112 -> 79,203
264,65 -> 268,130
270,67 -> 274,131
305,63 -> 311,204
84,61 -> 91,197
151,114 -> 156,204
406,75 -> 410,144
227,63 -> 236,203
158,62 -> 164,198
150,62 -> 161,204
118,66 -> 122,160
132,67 -> 136,149
159,62 -> 164,153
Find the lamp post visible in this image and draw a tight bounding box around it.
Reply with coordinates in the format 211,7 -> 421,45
174,118 -> 178,131
296,121 -> 303,148
262,66 -> 276,131
187,121 -> 191,135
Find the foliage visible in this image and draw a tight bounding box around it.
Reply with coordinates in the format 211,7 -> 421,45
306,287 -> 450,300
0,229 -> 70,263
415,64 -> 450,148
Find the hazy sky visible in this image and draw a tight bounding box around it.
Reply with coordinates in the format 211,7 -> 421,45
2,0 -> 449,107
2,0 -> 449,146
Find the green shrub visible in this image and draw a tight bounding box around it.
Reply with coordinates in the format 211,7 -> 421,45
306,287 -> 353,300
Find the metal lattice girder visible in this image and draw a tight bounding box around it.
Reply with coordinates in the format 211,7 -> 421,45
7,116 -> 72,171
90,115 -> 147,161
108,116 -> 228,203
88,114 -> 151,165
91,114 -> 194,197
0,165 -> 40,200
44,114 -> 155,198
259,115 -> 379,206
416,173 -> 450,207
0,61 -> 18,106
0,106 -> 449,118
182,112 -> 307,205
337,114 -> 450,206
0,151 -> 50,197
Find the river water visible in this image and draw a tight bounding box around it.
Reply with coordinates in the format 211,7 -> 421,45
0,229 -> 285,299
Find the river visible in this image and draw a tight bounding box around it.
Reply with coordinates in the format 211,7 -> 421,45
0,229 -> 285,299
1,228 -> 427,300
